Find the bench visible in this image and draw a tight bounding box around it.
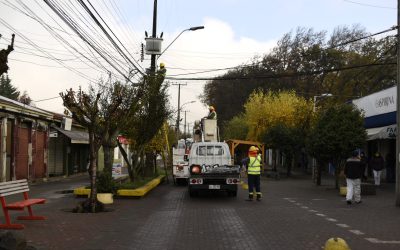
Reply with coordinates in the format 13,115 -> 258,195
0,179 -> 46,229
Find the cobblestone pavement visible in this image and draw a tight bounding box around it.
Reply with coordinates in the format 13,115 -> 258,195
2,174 -> 400,250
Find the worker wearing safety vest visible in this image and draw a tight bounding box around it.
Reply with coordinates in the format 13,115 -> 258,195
246,146 -> 262,201
206,106 -> 217,119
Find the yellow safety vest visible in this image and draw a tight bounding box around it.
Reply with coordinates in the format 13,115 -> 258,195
248,155 -> 261,175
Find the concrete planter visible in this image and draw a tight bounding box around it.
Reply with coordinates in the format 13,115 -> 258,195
96,193 -> 114,204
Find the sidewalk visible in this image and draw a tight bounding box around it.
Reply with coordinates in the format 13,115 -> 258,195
1,172 -> 399,249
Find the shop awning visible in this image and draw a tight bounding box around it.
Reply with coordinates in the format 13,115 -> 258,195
367,124 -> 396,141
53,126 -> 89,144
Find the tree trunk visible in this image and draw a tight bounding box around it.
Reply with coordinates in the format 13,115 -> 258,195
144,152 -> 154,177
88,131 -> 100,213
272,149 -> 277,171
102,144 -> 114,175
286,154 -> 293,177
316,163 -> 322,186
130,146 -> 145,182
116,140 -> 134,182
102,130 -> 118,175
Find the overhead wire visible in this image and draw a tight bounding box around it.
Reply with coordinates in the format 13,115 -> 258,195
43,0 -> 139,84
166,27 -> 397,78
17,0 -> 111,75
0,17 -> 97,83
165,62 -> 396,81
79,0 -> 144,76
343,0 -> 396,10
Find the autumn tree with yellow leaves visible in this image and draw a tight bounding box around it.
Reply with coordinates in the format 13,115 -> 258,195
244,90 -> 313,141
242,90 -> 313,176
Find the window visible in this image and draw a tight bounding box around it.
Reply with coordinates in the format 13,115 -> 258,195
197,146 -> 206,156
196,145 -> 223,156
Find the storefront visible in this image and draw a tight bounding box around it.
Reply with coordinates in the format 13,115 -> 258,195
352,86 -> 396,180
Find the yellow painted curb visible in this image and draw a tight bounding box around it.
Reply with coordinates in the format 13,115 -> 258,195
117,175 -> 165,197
73,175 -> 165,198
74,187 -> 91,196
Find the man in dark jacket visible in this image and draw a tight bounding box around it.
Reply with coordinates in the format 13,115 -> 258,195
344,151 -> 362,205
369,152 -> 385,186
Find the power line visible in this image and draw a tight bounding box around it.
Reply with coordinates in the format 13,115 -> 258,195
79,0 -> 144,75
343,0 -> 396,10
0,17 -> 97,83
166,27 -> 397,78
165,62 -> 396,81
43,0 -> 139,84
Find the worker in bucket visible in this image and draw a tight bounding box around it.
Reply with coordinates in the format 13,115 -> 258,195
206,106 -> 217,119
246,146 -> 262,201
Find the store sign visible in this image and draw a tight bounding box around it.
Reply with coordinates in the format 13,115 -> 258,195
353,86 -> 396,117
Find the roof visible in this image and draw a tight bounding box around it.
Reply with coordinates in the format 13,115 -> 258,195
0,95 -> 53,119
52,126 -> 89,144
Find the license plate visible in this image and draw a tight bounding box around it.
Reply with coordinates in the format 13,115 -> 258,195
209,185 -> 220,189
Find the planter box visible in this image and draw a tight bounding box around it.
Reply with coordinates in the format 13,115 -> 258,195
73,175 -> 166,198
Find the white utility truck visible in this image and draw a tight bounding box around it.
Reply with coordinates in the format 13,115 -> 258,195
188,118 -> 240,197
172,139 -> 191,185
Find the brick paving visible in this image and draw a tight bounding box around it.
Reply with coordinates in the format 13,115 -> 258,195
1,173 -> 400,249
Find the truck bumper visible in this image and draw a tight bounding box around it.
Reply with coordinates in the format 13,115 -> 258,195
189,184 -> 238,191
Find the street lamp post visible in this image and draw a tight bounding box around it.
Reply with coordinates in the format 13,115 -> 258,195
312,93 -> 333,184
158,26 -> 204,58
176,101 -> 196,139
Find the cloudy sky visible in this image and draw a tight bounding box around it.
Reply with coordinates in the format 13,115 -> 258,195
0,0 -> 397,129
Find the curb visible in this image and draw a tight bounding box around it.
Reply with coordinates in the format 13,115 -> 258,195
73,175 -> 166,198
31,173 -> 88,186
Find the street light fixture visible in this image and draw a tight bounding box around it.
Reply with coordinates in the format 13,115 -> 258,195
313,93 -> 333,112
159,26 -> 205,58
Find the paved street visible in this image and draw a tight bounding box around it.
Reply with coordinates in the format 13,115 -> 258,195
3,174 -> 400,250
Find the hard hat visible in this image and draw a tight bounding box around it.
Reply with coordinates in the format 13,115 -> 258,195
209,106 -> 215,111
160,62 -> 165,68
324,237 -> 350,250
249,146 -> 259,152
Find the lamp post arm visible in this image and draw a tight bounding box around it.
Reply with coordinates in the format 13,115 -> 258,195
158,29 -> 188,58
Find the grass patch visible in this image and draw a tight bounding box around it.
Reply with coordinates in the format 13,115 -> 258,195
116,176 -> 157,190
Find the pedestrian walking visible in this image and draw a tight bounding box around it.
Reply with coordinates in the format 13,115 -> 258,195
344,150 -> 362,205
246,146 -> 262,201
369,152 -> 385,186
385,152 -> 395,183
359,152 -> 368,181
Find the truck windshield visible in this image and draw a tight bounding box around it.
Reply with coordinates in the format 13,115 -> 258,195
196,146 -> 224,156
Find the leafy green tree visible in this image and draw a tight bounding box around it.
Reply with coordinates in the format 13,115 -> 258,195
98,80 -> 141,176
0,74 -> 19,100
201,25 -> 396,132
222,113 -> 248,140
122,72 -> 170,182
307,104 -> 367,187
262,123 -> 303,176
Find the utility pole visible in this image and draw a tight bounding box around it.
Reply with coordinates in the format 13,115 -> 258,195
396,0 -> 400,206
150,0 -> 158,74
172,83 -> 187,138
184,111 -> 187,139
